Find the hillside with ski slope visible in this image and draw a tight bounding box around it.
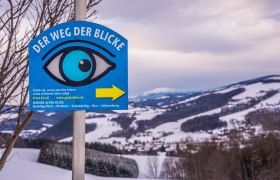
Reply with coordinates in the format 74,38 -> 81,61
1,75 -> 280,152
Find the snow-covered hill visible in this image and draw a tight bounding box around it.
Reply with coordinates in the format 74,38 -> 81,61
0,148 -> 164,179
1,75 -> 280,152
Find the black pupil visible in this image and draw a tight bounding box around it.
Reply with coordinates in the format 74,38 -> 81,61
79,59 -> 91,72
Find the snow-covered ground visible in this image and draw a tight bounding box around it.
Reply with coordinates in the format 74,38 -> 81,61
0,148 -> 166,180
60,107 -> 166,145
232,82 -> 280,100
60,113 -> 121,143
143,107 -> 222,143
220,91 -> 280,129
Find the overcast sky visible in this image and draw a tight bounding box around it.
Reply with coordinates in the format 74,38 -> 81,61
94,0 -> 280,96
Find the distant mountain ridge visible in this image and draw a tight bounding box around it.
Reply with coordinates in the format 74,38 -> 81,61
137,87 -> 197,100
219,75 -> 280,89
143,87 -> 177,95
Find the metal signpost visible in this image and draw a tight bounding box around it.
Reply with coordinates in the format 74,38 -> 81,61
28,1 -> 128,179
73,1 -> 86,180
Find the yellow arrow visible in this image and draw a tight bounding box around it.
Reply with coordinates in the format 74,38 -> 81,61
96,85 -> 125,101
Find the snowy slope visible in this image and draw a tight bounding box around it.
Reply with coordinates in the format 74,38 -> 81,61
61,112 -> 122,143
0,148 -> 164,180
118,76 -> 280,150
144,108 -> 223,143
232,82 -> 280,100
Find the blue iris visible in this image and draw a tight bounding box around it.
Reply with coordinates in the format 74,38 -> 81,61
62,50 -> 93,81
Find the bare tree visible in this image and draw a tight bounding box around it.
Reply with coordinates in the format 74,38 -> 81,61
161,157 -> 187,179
0,0 -> 101,171
147,156 -> 160,179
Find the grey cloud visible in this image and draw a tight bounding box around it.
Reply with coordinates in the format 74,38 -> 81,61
151,30 -> 249,53
97,0 -> 254,54
98,0 -> 219,26
96,0 -> 280,95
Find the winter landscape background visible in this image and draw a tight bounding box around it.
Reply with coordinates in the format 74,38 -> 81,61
1,0 -> 280,179
2,75 -> 280,151
1,75 -> 280,179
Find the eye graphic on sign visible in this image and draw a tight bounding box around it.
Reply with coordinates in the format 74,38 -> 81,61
43,46 -> 116,86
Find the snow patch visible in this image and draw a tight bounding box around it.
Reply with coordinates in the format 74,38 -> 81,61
43,123 -> 53,128
0,113 -> 17,122
232,82 -> 280,100
46,112 -> 56,116
61,113 -> 122,143
267,76 -> 280,81
155,96 -> 169,100
177,93 -> 208,105
214,86 -> 240,94
220,92 -> 280,129
143,108 -> 222,143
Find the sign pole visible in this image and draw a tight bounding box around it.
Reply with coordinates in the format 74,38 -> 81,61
72,110 -> 85,180
73,0 -> 86,180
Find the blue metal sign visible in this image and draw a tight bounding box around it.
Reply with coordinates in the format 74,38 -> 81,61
29,21 -> 128,110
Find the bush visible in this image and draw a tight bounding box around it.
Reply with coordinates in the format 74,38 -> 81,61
111,114 -> 135,130
161,133 -> 280,180
181,114 -> 227,132
86,142 -> 120,154
246,109 -> 280,130
38,142 -> 138,177
38,115 -> 96,140
23,138 -> 55,149
0,133 -> 24,148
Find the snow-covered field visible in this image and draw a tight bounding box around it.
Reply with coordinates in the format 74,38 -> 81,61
232,82 -> 280,100
0,148 -> 166,180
